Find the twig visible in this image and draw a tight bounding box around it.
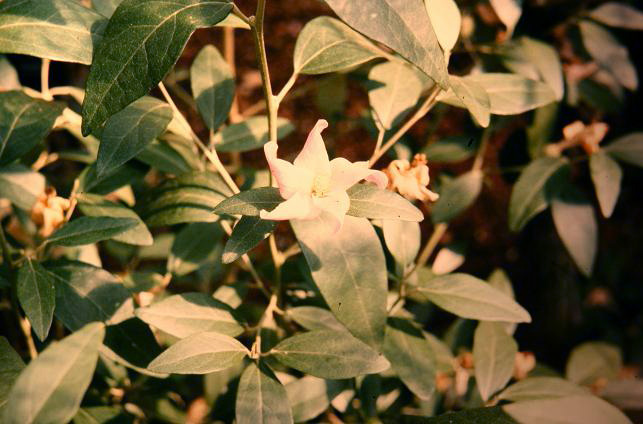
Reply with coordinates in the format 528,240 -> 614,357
41,59 -> 52,101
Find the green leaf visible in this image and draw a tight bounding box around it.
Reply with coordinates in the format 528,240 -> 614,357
425,0 -> 461,53
473,322 -> 518,401
190,45 -> 234,132
324,0 -> 449,88
443,76 -> 491,127
423,135 -> 476,163
96,96 -> 172,177
383,220 -> 421,267
0,91 -> 64,165
464,73 -> 557,115
589,2 -> 643,30
498,37 -> 564,101
102,318 -> 165,376
526,102 -> 559,158
16,259 -> 56,341
213,116 -> 294,152
497,377 -> 589,402
271,330 -> 390,379
368,61 -> 424,129
0,0 -> 107,64
292,215 -> 388,348
137,140 -> 193,174
414,273 -> 532,323
503,395 -> 631,424
47,260 -> 135,331
347,184 -> 424,221
168,222 -> 223,276
432,170 -> 484,223
418,406 -> 516,423
551,186 -> 597,277
566,342 -> 621,386
382,318 -> 436,400
288,306 -> 346,332
590,151 -> 621,218
294,16 -> 381,75
141,171 -> 233,226
0,164 -> 45,210
93,0 -> 123,17
0,337 -> 25,415
81,0 -> 233,135
148,331 -> 248,374
47,216 -> 139,247
79,161 -> 147,195
601,379 -> 643,410
222,217 -> 275,264
508,156 -> 568,232
236,361 -> 293,424
605,132 -> 643,167
136,293 -> 243,338
77,193 -> 153,246
213,282 -> 248,309
286,376 -> 347,423
3,322 -> 105,424
213,187 -> 283,217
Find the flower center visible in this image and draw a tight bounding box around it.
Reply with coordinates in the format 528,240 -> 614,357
312,173 -> 331,197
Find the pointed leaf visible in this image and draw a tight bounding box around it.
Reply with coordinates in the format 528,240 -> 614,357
3,323 -> 105,424
489,0 -> 522,37
16,259 -> 56,341
148,331 -> 248,374
168,222 -> 223,276
0,0 -> 107,64
96,96 -> 172,177
589,151 -> 621,218
0,91 -> 64,165
136,293 -> 243,338
286,376 -> 348,423
81,0 -> 233,135
503,395 -> 631,424
497,377 -> 589,402
288,306 -> 346,332
271,330 -> 390,379
425,0 -> 461,53
589,2 -> 643,30
605,132 -> 643,167
432,170 -> 484,223
236,361 -> 293,424
292,215 -> 388,348
294,16 -> 381,75
190,45 -> 234,131
77,193 -> 153,246
415,273 -> 532,323
443,76 -> 491,127
213,187 -> 283,217
566,342 -> 621,386
382,318 -> 436,400
473,322 -> 518,401
222,216 -> 275,264
347,183 -> 424,221
324,0 -> 449,88
47,216 -> 139,247
0,337 -> 25,415
213,116 -> 294,152
0,164 -> 45,210
383,220 -> 421,266
101,318 -> 164,376
368,61 -> 424,129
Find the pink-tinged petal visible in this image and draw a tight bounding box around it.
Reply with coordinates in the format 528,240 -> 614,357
330,158 -> 388,191
294,119 -> 331,176
264,142 -> 314,199
313,190 -> 350,233
259,191 -> 317,221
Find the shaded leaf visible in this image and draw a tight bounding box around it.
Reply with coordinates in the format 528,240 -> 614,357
236,361 -> 293,424
48,216 -> 139,247
383,220 -> 421,267
324,0 -> 449,88
382,317 -> 436,400
498,377 -> 589,402
168,222 -> 223,276
423,135 -> 476,163
508,156 -> 568,232
136,292 -> 242,338
292,214 -> 388,348
222,216 -> 275,264
77,193 -> 153,246
0,337 -> 25,415
288,306 -> 346,332
81,0 -> 233,135
286,376 -> 348,423
443,76 -> 491,127
601,379 -> 643,410
213,187 -> 283,217
0,0 -> 107,64
102,318 -> 165,377
503,395 -> 631,424
148,331 -> 248,374
0,164 -> 45,211
271,330 -> 390,379
213,116 -> 294,152
589,151 -> 621,218
3,323 -> 105,424
566,342 -> 621,386
368,61 -> 424,129
589,2 -> 643,30
0,91 -> 64,165
137,140 -> 193,174
432,170 -> 484,223
412,406 -> 516,423
347,184 -> 424,221
473,322 -> 518,401
294,16 -> 381,75
605,132 -> 643,167
96,96 -> 172,177
190,45 -> 234,131
414,273 -> 532,323
16,259 -> 56,341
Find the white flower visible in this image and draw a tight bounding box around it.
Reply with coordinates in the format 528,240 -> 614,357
260,119 -> 388,232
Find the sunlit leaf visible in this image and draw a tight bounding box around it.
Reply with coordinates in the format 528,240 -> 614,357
589,151 -> 622,218
368,61 -> 424,129
0,0 -> 107,64
347,184 -> 424,221
566,342 -> 621,386
222,217 -> 275,264
473,322 -> 518,401
442,76 -> 491,127
589,2 -> 643,30
286,376 -> 348,423
503,395 -> 631,424
16,259 -> 55,341
213,187 -> 283,217
288,306 -> 346,332
497,377 -> 589,402
489,0 -> 522,37
235,361 -> 293,424
0,164 -> 45,210
425,0 -> 461,53
81,0 -> 233,135
605,132 -> 643,167
383,220 -> 421,267
423,135 -> 476,163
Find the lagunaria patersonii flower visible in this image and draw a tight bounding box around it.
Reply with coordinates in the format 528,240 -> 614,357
260,119 -> 388,232
30,187 -> 71,237
384,153 -> 439,203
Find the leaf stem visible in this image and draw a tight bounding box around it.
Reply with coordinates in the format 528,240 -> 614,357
41,59 -> 52,101
275,72 -> 298,105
